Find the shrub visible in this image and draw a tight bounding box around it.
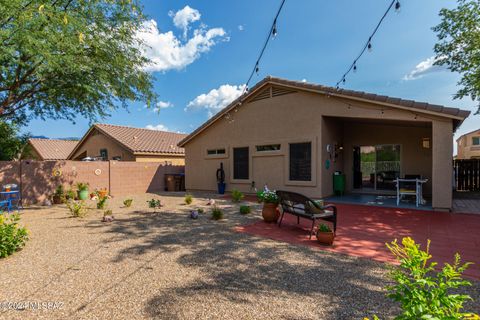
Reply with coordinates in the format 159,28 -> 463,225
231,189 -> 244,203
197,208 -> 204,214
239,205 -> 251,214
65,188 -> 76,200
185,194 -> 193,205
366,237 -> 479,319
0,214 -> 28,258
257,188 -> 279,204
123,198 -> 133,208
96,196 -> 108,209
147,199 -> 163,212
211,206 -> 224,220
66,200 -> 88,217
76,182 -> 89,191
103,209 -> 113,217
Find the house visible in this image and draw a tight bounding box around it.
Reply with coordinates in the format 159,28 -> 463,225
456,129 -> 480,159
178,76 -> 470,211
68,124 -> 187,164
27,138 -> 78,160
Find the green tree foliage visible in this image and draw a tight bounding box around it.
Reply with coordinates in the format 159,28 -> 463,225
0,121 -> 30,160
433,0 -> 480,113
0,0 -> 155,125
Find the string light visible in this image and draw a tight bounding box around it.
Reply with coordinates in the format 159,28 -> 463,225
244,0 -> 287,92
335,0 -> 400,88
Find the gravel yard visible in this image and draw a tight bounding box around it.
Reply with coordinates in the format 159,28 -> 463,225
0,192 -> 478,320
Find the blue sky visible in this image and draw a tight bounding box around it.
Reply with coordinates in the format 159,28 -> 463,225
24,0 -> 478,148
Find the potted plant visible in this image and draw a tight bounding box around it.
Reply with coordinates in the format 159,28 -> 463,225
257,186 -> 280,223
98,188 -> 108,198
316,224 -> 334,245
52,185 -> 65,204
216,163 -> 226,194
76,182 -> 89,200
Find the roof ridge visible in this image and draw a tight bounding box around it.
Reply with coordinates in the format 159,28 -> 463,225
29,138 -> 78,142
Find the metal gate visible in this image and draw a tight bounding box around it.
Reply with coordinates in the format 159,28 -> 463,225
454,159 -> 480,191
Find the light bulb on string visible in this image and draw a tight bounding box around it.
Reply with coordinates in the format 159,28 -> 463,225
367,38 -> 372,52
255,63 -> 259,75
272,19 -> 278,38
395,1 -> 401,12
342,78 -> 346,84
353,62 -> 357,73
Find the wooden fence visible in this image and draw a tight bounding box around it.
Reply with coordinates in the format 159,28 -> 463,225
454,159 -> 480,191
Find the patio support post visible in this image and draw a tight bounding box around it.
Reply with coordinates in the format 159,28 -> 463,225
432,120 -> 453,211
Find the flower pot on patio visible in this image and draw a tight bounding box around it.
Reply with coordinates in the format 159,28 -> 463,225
262,203 -> 279,223
78,190 -> 89,200
316,224 -> 335,246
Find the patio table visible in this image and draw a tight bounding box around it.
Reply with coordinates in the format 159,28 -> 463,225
395,178 -> 428,207
0,190 -> 21,213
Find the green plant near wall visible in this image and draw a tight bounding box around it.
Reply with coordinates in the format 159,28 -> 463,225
76,182 -> 89,191
0,214 -> 28,258
123,199 -> 133,208
65,188 -> 76,201
96,196 -> 108,210
185,194 -> 193,205
231,189 -> 244,203
364,237 -> 479,320
66,200 -> 88,218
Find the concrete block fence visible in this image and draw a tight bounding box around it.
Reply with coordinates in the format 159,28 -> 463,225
0,160 -> 184,204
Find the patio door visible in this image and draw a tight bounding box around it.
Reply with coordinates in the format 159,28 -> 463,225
354,144 -> 400,191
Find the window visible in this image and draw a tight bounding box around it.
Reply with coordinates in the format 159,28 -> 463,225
233,147 -> 249,180
207,148 -> 226,156
473,137 -> 480,146
100,149 -> 108,160
256,144 -> 281,152
289,142 -> 311,181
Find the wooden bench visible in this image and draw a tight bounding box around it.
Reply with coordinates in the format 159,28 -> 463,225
276,190 -> 337,239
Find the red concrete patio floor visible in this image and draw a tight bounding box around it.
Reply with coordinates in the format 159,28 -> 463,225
235,204 -> 480,280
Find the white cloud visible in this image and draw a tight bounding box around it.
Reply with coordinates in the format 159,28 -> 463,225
138,15 -> 228,73
153,100 -> 173,112
186,84 -> 246,117
146,123 -> 169,131
301,78 -> 307,83
403,56 -> 447,81
238,25 -> 244,31
169,6 -> 201,39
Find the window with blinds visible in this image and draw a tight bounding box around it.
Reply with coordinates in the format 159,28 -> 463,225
289,142 -> 311,181
233,147 -> 249,180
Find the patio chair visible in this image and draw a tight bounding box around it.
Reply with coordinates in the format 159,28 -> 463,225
276,190 -> 337,239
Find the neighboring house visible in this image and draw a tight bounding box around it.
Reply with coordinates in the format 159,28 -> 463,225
28,138 -> 78,160
68,123 -> 186,164
456,129 -> 480,159
178,76 -> 470,211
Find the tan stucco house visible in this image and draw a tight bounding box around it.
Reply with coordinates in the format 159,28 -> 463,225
456,129 -> 480,159
178,77 -> 470,211
68,124 -> 187,164
28,138 -> 78,160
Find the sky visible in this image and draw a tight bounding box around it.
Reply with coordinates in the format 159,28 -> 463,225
23,0 -> 478,152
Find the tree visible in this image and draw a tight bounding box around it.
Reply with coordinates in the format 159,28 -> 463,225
0,121 -> 30,160
433,0 -> 480,113
0,0 -> 155,125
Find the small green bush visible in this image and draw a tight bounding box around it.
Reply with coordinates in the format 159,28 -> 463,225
211,206 -> 224,220
76,182 -> 89,191
103,209 -> 113,217
197,208 -> 204,214
65,188 -> 76,201
147,199 -> 162,212
96,196 -> 108,209
366,237 -> 479,319
0,214 -> 28,258
239,205 -> 251,214
185,194 -> 193,205
231,189 -> 244,203
66,200 -> 88,217
123,198 -> 133,208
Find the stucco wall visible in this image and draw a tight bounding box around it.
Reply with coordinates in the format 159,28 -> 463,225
183,87 -> 456,208
457,130 -> 480,159
70,130 -> 136,161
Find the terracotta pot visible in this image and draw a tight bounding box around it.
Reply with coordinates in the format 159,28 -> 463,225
262,203 -> 279,223
316,231 -> 335,246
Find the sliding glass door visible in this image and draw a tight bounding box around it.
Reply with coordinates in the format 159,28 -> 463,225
354,144 -> 400,191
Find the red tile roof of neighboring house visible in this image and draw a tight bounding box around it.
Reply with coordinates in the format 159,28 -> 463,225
28,139 -> 78,160
68,124 -> 187,159
178,76 -> 471,147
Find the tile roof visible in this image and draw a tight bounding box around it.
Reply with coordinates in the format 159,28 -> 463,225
178,76 -> 471,147
91,124 -> 187,155
28,139 -> 78,160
